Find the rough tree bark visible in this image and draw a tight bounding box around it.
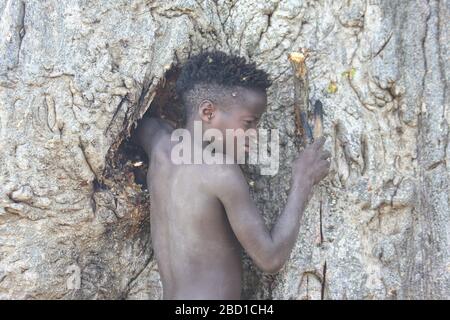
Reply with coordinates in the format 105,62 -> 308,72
0,0 -> 448,299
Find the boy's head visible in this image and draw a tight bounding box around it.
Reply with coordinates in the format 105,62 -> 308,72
176,50 -> 272,136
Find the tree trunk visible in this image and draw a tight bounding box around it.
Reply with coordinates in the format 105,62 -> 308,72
0,0 -> 448,299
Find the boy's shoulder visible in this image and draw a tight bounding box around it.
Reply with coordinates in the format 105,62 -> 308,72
199,161 -> 246,194
135,117 -> 175,156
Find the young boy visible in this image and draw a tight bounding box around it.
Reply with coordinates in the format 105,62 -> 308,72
133,51 -> 330,299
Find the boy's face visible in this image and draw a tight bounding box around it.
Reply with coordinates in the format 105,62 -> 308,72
203,88 -> 267,156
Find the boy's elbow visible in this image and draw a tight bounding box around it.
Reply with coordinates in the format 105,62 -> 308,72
257,254 -> 284,274
261,261 -> 283,275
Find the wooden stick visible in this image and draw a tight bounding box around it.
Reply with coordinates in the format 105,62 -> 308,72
288,49 -> 313,146
288,50 -> 324,144
289,50 -> 327,252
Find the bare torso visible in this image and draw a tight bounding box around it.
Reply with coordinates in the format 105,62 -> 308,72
147,131 -> 243,299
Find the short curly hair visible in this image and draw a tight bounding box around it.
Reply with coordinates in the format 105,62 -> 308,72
176,50 -> 272,118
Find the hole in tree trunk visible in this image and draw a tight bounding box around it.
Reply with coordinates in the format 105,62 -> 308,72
103,65 -> 184,193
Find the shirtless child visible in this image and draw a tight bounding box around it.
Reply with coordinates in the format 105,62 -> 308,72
133,51 -> 331,299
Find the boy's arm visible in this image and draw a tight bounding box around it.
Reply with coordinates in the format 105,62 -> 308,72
132,117 -> 174,155
207,138 -> 330,274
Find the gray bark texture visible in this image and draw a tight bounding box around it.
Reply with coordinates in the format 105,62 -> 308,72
0,0 -> 449,299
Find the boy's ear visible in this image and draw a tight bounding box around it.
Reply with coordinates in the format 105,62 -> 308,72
198,99 -> 216,122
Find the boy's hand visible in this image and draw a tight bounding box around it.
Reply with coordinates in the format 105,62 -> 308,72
292,137 -> 331,187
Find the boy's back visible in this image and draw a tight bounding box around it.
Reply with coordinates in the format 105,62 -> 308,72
148,128 -> 243,299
